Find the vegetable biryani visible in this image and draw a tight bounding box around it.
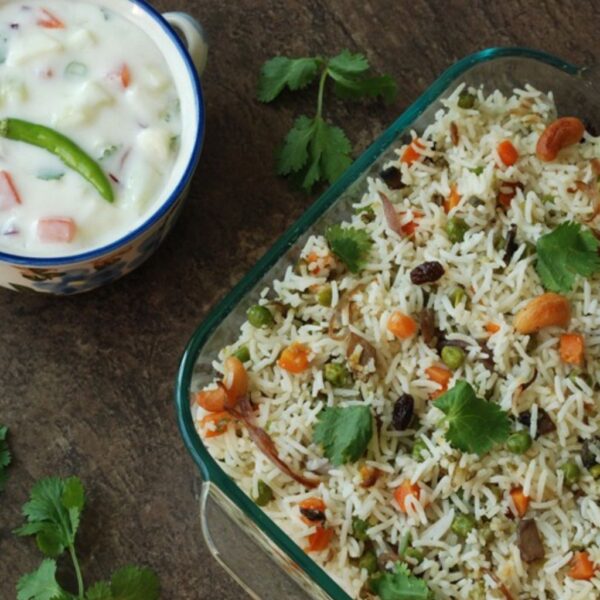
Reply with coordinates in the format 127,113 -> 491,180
192,84 -> 600,599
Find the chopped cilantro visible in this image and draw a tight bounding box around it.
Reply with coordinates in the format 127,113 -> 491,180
325,225 -> 372,273
434,380 -> 511,456
469,166 -> 484,175
536,222 -> 600,292
313,405 -> 373,465
369,562 -> 432,600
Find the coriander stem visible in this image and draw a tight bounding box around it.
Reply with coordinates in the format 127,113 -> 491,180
68,544 -> 85,599
316,67 -> 328,120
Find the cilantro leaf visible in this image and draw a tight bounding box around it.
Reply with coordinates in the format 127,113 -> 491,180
370,562 -> 431,600
325,225 -> 372,273
0,424 -> 11,492
85,582 -> 112,600
110,566 -> 160,600
257,57 -> 320,102
434,380 -> 511,456
277,116 -> 317,175
16,559 -> 70,600
328,50 -> 370,76
313,405 -> 373,465
536,222 -> 600,292
330,71 -> 397,103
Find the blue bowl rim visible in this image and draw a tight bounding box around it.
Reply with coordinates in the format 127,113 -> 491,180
0,0 -> 205,267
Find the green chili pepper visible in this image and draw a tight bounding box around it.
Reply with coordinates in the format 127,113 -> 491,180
0,118 -> 114,202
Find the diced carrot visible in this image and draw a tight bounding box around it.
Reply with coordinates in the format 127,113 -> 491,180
387,310 -> 417,339
401,139 -> 425,165
195,386 -> 230,413
299,497 -> 326,525
360,465 -> 381,488
307,525 -> 333,552
37,218 -> 76,243
497,182 -> 522,209
399,210 -> 423,236
510,486 -> 530,517
120,63 -> 132,89
559,333 -> 585,366
568,551 -> 596,580
199,411 -> 234,438
486,322 -> 501,335
444,184 -> 460,213
0,171 -> 21,210
37,8 -> 65,28
497,140 -> 519,167
426,365 -> 452,388
223,356 -> 248,402
278,343 -> 310,374
394,480 -> 421,513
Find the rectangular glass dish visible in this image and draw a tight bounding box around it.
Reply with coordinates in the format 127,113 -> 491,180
175,48 -> 599,600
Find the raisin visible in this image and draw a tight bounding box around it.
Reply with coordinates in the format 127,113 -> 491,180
380,166 -> 405,190
517,408 -> 556,438
410,261 -> 445,284
392,394 -> 414,431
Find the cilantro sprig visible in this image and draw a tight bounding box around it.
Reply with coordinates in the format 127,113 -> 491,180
536,222 -> 600,293
325,224 -> 372,272
258,50 -> 397,191
369,562 -> 432,600
313,405 -> 373,465
434,380 -> 511,456
15,476 -> 159,600
0,424 -> 11,493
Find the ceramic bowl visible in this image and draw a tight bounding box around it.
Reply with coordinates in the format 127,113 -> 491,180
0,0 -> 207,294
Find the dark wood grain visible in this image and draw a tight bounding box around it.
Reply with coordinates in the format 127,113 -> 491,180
1,0 -> 599,598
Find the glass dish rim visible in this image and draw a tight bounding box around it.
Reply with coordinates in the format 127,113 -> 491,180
175,47 -> 582,600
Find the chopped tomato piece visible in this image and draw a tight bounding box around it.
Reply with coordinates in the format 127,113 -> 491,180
568,551 -> 596,580
497,140 -> 519,167
387,310 -> 417,339
444,184 -> 460,213
37,8 -> 65,28
559,333 -> 585,366
510,486 -> 529,517
278,343 -> 310,374
37,218 -> 76,243
401,139 -> 425,165
306,526 -> 333,552
199,411 -> 234,438
394,480 -> 420,513
0,171 -> 21,211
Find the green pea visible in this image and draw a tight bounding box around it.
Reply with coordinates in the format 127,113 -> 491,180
352,517 -> 369,541
233,346 -> 250,363
458,91 -> 476,109
560,461 -> 581,486
317,285 -> 333,307
506,431 -> 533,455
589,464 -> 600,479
446,217 -> 469,243
253,480 -> 274,506
247,305 -> 274,328
323,363 -> 352,388
404,547 -> 424,563
451,514 -> 476,538
441,345 -> 466,370
358,549 -> 378,574
450,287 -> 467,307
411,439 -> 428,462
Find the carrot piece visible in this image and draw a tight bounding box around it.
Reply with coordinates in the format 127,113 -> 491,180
559,333 -> 585,366
394,480 -> 421,513
0,171 -> 21,210
223,356 -> 248,402
486,322 -> 501,335
37,8 -> 65,28
199,411 -> 234,438
444,184 -> 460,213
278,343 -> 310,374
399,210 -> 423,236
120,63 -> 132,89
37,218 -> 76,243
195,386 -> 230,413
401,139 -> 425,165
299,497 -> 326,525
426,365 -> 452,387
387,310 -> 418,339
307,525 -> 333,552
497,182 -> 522,209
510,486 -> 530,517
498,140 -> 519,167
514,293 -> 571,334
568,551 -> 596,580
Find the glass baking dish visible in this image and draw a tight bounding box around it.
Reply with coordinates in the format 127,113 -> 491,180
175,48 -> 598,600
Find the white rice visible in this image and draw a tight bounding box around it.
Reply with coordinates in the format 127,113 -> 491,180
193,84 -> 600,599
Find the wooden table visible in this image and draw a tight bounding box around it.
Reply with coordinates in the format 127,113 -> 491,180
2,1 -> 598,597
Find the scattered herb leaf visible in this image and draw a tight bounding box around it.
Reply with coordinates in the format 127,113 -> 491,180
369,562 -> 432,600
16,559 -> 69,600
325,225 -> 372,273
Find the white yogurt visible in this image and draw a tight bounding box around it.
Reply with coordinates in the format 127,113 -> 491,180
0,0 -> 182,257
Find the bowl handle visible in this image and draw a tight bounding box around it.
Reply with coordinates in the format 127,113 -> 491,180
163,12 -> 208,76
